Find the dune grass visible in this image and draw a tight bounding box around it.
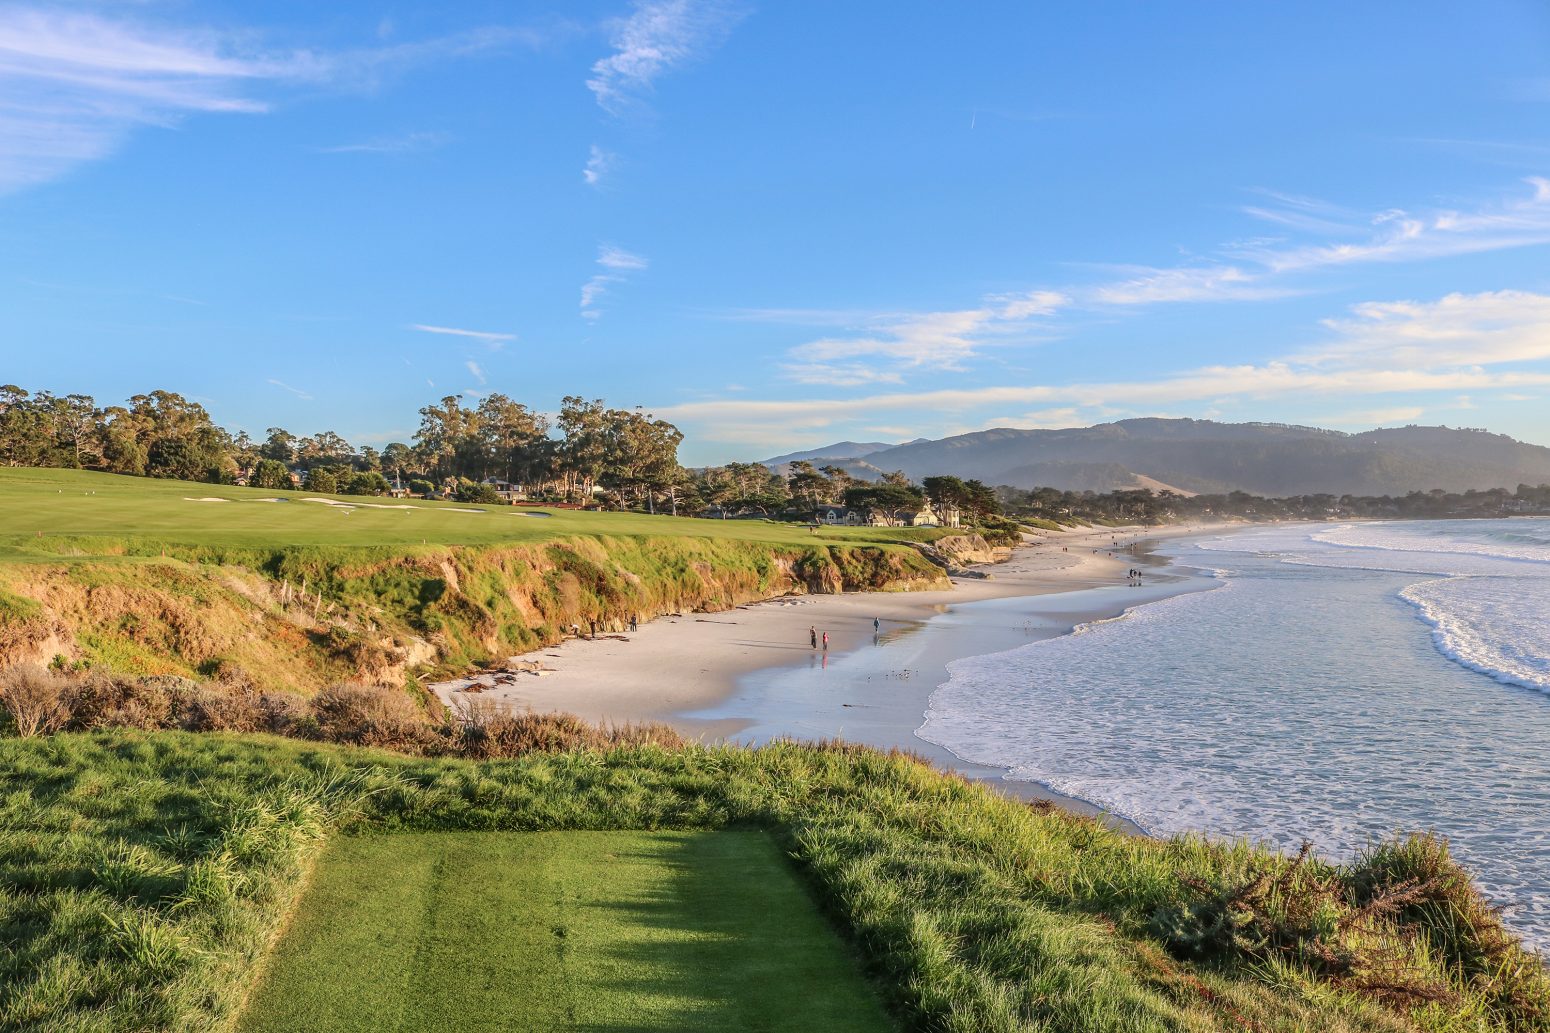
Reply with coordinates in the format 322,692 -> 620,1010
237,830 -> 894,1033
5,729 -> 1545,1033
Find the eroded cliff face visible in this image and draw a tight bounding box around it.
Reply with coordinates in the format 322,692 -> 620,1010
916,532 -> 1011,574
0,534 -> 949,691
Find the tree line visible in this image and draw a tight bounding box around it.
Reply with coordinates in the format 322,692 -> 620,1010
0,383 -> 1007,524
0,385 -> 685,507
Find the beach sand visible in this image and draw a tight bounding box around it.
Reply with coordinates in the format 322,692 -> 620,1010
433,523 -> 1233,818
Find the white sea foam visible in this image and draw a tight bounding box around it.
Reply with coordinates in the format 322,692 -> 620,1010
918,519 -> 1550,948
1401,577 -> 1550,694
1197,521 -> 1550,691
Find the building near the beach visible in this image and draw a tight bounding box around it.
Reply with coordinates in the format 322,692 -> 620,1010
812,506 -> 865,526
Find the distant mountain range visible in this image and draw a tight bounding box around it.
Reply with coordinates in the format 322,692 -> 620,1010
760,440 -> 922,466
758,419 -> 1550,496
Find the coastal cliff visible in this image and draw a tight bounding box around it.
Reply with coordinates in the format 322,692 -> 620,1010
0,533 -> 950,692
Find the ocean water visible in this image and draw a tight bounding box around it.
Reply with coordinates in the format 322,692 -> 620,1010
917,519 -> 1550,949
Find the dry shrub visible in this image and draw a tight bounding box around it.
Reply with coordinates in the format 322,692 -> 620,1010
64,672 -> 175,730
0,663 -> 71,737
311,682 -> 434,751
172,684 -> 266,733
322,627 -> 405,683
453,697 -> 684,759
257,691 -> 316,738
1348,835 -> 1550,1022
1152,842 -> 1465,1009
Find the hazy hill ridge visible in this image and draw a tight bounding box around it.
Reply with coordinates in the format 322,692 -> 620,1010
762,419 -> 1550,495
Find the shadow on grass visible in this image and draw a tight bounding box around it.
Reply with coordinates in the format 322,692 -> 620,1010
564,832 -> 892,1033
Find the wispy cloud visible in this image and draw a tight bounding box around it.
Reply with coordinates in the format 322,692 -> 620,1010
776,290 -> 1068,384
1305,289 -> 1550,369
318,131 -> 450,154
580,244 -> 648,320
1028,179 -> 1550,313
1236,178 -> 1550,273
1086,264 -> 1289,305
0,7 -> 545,193
266,377 -> 313,400
586,0 -> 745,114
465,360 -> 486,384
658,289 -> 1550,445
411,323 -> 516,345
583,143 -> 613,186
597,244 -> 648,270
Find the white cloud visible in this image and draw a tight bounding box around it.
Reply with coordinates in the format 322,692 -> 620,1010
583,143 -> 613,186
783,362 -> 905,387
579,274 -> 617,320
266,377 -> 312,400
1086,264 -> 1287,305
597,244 -> 648,270
465,360 -> 486,384
1013,407 -> 1086,429
411,323 -> 516,344
790,309 -> 991,369
1244,178 -> 1550,273
586,0 -> 744,114
580,244 -> 648,319
657,289 -> 1550,443
0,7 -> 289,191
1307,290 -> 1550,369
0,7 -> 543,193
994,290 -> 1068,319
779,293 -> 1066,385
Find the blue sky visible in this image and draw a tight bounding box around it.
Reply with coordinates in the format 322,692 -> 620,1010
2,1 -> 1549,464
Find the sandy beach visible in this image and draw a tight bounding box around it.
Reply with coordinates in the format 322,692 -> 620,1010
433,523 -> 1235,814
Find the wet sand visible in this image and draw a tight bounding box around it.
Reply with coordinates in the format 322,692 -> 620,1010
433,523 -> 1237,822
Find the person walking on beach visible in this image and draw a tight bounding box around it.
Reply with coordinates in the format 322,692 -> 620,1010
873,617 -> 880,633
629,614 -> 638,632
589,618 -> 597,638
810,626 -> 818,649
822,631 -> 829,651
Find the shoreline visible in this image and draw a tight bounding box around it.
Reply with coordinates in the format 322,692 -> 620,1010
682,530 -> 1224,826
433,522 -> 1239,821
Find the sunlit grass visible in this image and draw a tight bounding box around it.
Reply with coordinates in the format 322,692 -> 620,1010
0,467 -> 949,559
5,730 -> 1543,1032
237,830 -> 894,1033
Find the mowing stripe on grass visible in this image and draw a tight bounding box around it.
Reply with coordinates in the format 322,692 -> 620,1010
236,830 -> 895,1033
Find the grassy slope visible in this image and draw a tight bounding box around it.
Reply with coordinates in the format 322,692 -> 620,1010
237,830 -> 894,1033
7,730 -> 1544,1033
0,467 -> 954,554
0,468 -> 950,687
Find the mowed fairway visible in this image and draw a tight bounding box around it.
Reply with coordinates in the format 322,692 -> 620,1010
236,830 -> 895,1033
0,467 -> 942,558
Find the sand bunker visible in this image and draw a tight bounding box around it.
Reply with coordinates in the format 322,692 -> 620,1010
184,497 -> 230,503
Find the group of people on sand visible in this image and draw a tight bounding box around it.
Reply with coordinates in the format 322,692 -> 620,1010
808,617 -> 883,652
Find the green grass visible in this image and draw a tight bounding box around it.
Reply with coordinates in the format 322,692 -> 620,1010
0,468 -> 949,685
0,467 -> 948,560
237,830 -> 893,1033
5,729 -> 1544,1033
